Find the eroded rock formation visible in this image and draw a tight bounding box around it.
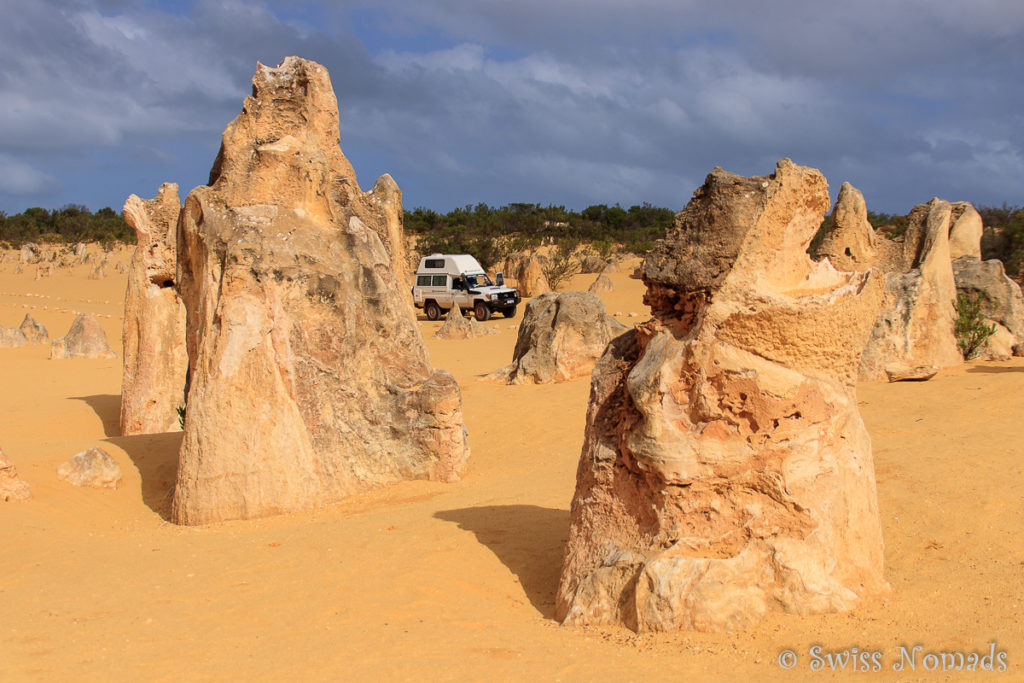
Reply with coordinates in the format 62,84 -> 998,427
0,326 -> 26,348
171,57 -> 468,525
502,252 -> 550,297
488,291 -> 626,385
948,203 -> 983,260
579,254 -> 609,274
435,308 -> 498,340
859,199 -> 963,380
952,256 -> 1024,356
19,314 -> 48,344
50,313 -> 116,359
120,183 -> 189,435
587,273 -> 613,294
557,159 -> 888,633
815,182 -> 877,272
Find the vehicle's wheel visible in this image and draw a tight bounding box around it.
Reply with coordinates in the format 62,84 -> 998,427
503,305 -> 517,318
474,302 -> 491,321
425,301 -> 441,321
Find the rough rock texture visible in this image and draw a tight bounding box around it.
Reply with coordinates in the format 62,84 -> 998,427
588,273 -> 614,294
364,173 -> 411,310
815,182 -> 877,272
488,291 -> 627,385
19,314 -> 48,344
120,183 -> 189,435
502,252 -> 550,297
0,448 -> 32,501
57,447 -> 122,489
859,199 -> 962,380
884,364 -> 938,382
1,314 -> 49,348
952,256 -> 1024,355
172,57 -> 469,525
50,313 -> 117,359
580,254 -> 609,274
435,308 -> 498,340
948,203 -> 983,260
557,160 -> 888,633
0,325 -> 26,348
983,322 -> 1015,361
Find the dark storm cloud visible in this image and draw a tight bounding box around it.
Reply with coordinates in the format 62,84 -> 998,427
0,0 -> 1021,214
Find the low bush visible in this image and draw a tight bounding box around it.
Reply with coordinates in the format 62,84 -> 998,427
954,292 -> 996,360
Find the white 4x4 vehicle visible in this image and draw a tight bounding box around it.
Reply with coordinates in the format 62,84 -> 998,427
412,253 -> 521,321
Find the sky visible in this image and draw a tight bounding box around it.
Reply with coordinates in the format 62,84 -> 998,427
0,0 -> 1022,217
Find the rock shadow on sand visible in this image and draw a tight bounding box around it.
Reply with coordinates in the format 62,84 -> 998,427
966,365 -> 1024,373
71,394 -> 122,437
105,431 -> 182,521
435,505 -> 569,620
71,393 -> 181,519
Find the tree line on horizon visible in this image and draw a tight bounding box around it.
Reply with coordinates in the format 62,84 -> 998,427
0,205 -> 134,249
2,201 -> 1023,280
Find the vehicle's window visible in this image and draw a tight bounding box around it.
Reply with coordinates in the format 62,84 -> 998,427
425,259 -> 445,269
416,275 -> 431,286
431,275 -> 447,287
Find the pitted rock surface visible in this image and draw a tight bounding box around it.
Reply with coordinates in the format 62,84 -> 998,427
557,160 -> 888,633
171,57 -> 468,525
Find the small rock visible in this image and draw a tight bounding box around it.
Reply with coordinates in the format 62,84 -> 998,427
487,291 -> 626,384
0,448 -> 32,501
19,313 -> 48,344
0,326 -> 27,348
435,308 -> 499,340
884,364 -> 939,382
50,313 -> 116,359
579,255 -> 608,274
587,273 -> 613,294
56,447 -> 122,489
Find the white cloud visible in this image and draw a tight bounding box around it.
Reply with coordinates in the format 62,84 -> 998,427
0,154 -> 61,196
0,0 -> 1021,213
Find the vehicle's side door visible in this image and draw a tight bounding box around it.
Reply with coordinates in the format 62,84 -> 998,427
451,275 -> 473,310
432,274 -> 453,308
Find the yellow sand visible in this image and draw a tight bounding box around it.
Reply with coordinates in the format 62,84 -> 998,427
1,252 -> 1021,680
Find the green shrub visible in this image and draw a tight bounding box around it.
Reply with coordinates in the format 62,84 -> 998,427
542,242 -> 580,290
954,292 -> 996,360
0,205 -> 134,247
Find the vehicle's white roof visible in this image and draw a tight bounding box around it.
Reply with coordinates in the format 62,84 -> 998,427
421,254 -> 484,273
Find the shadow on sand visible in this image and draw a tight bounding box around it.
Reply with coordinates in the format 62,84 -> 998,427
435,505 -> 569,620
105,431 -> 182,521
967,365 -> 1024,374
71,394 -> 122,437
71,392 -> 181,520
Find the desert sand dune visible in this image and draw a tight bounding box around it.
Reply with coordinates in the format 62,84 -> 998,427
1,257 -> 1021,680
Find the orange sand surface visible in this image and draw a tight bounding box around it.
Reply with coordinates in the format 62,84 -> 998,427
1,252 -> 1022,681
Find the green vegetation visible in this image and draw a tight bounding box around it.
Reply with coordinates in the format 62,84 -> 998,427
405,202 -> 674,270
977,204 -> 1024,279
953,292 -> 996,360
3,198 -> 1021,285
541,242 -> 581,290
0,205 -> 134,249
866,211 -> 909,237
